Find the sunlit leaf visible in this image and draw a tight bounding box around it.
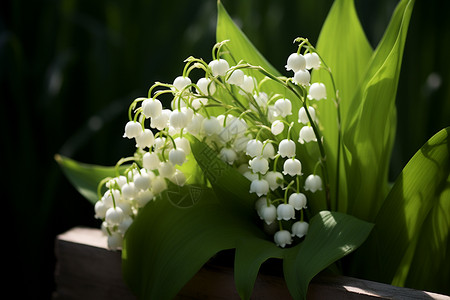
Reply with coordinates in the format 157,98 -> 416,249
312,0 -> 373,212
55,154 -> 127,204
284,211 -> 373,299
349,127 -> 449,294
343,0 -> 415,221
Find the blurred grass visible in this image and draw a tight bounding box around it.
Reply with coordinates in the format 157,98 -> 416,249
1,0 -> 449,298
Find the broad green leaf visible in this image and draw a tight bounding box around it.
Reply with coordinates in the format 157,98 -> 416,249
349,127 -> 449,292
284,211 -> 373,299
234,236 -> 285,299
55,154 -> 127,204
122,185 -> 259,300
343,0 -> 415,221
312,0 -> 373,213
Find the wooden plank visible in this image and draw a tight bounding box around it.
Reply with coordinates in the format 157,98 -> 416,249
53,227 -> 450,300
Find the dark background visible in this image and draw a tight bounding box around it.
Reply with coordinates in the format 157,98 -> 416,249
1,0 -> 449,298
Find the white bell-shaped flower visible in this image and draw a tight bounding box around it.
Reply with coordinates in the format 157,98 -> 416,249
246,139 -> 263,158
121,182 -> 138,200
123,121 -> 142,139
304,174 -> 323,192
150,109 -> 171,130
143,152 -> 161,170
169,109 -> 189,130
208,59 -> 230,77
271,120 -> 284,135
240,75 -> 255,94
308,82 -> 327,100
168,148 -> 186,166
227,69 -> 245,85
260,204 -> 277,225
288,193 -> 307,210
298,106 -> 317,125
105,206 -> 124,226
277,203 -> 295,221
94,200 -> 108,219
282,158 -> 302,176
298,126 -> 317,144
264,171 -> 284,191
174,137 -> 191,155
274,98 -> 292,117
293,69 -> 310,86
173,76 -> 192,92
274,230 -> 293,248
291,221 -> 309,238
278,139 -> 296,158
196,77 -> 216,95
285,53 -> 306,72
220,148 -> 237,165
142,98 -> 162,119
133,171 -> 152,191
249,179 -> 269,196
135,128 -> 155,149
202,116 -> 222,136
304,52 -> 321,70
186,113 -> 205,135
107,232 -> 123,250
249,156 -> 269,174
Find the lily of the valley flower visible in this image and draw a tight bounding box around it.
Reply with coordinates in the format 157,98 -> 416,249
304,174 -> 323,192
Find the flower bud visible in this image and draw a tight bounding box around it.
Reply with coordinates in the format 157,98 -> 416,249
271,120 -> 284,135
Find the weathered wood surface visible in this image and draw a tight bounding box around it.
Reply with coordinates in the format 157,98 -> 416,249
53,227 -> 450,300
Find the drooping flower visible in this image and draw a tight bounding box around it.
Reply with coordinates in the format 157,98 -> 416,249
285,53 -> 306,72
249,156 -> 269,174
274,230 -> 293,248
298,126 -> 317,144
288,193 -> 307,210
298,106 -> 317,125
196,77 -> 216,95
142,98 -> 162,118
308,82 -> 327,100
304,52 -> 321,70
282,158 -> 302,176
304,174 -> 323,192
293,69 -> 310,86
274,98 -> 292,117
271,120 -> 284,135
277,203 -> 296,221
208,58 -> 230,76
227,69 -> 245,85
249,179 -> 269,196
291,221 -> 309,238
123,121 -> 142,139
278,139 -> 296,158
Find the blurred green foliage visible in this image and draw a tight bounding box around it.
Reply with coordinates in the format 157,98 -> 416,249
1,0 -> 448,298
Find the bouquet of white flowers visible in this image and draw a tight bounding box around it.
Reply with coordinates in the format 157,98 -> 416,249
57,0 -> 449,299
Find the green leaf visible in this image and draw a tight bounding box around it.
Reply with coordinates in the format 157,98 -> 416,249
312,0 -> 374,212
284,211 -> 373,299
55,154 -> 126,204
349,127 -> 450,294
122,185 -> 258,300
342,0 -> 415,221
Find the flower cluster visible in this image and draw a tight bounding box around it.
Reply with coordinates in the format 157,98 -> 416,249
95,39 -> 329,249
